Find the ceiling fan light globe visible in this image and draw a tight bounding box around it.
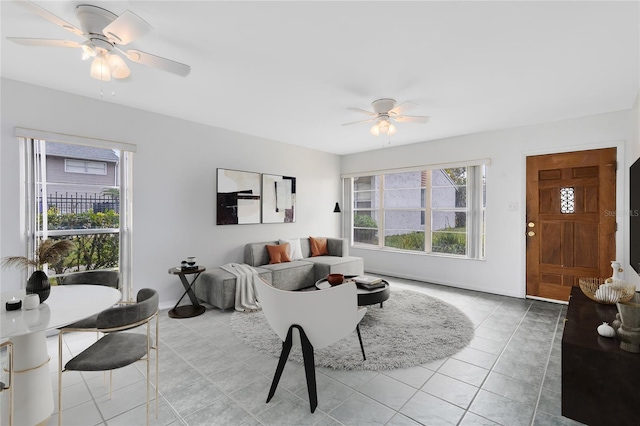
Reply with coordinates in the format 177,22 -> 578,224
378,119 -> 392,135
388,124 -> 397,135
90,55 -> 111,81
81,40 -> 97,58
370,124 -> 380,136
107,53 -> 130,79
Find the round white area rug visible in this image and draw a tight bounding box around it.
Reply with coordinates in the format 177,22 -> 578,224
230,289 -> 475,371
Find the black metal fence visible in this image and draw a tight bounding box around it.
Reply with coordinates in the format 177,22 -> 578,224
41,193 -> 120,214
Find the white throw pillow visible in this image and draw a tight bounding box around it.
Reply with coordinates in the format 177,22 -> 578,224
279,238 -> 304,260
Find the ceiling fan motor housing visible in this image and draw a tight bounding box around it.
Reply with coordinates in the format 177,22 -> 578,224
372,98 -> 397,114
76,5 -> 117,35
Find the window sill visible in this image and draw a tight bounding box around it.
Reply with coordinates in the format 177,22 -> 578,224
351,244 -> 485,261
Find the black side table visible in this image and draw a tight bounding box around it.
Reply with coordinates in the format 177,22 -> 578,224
168,266 -> 206,318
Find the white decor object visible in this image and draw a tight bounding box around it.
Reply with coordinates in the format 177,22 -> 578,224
597,322 -> 616,338
594,285 -> 623,304
610,261 -> 624,281
23,294 -> 40,310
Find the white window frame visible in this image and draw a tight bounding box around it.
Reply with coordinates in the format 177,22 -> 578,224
343,160 -> 488,260
16,128 -> 136,300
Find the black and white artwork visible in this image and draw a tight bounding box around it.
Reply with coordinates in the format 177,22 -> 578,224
216,168 -> 261,225
262,174 -> 296,223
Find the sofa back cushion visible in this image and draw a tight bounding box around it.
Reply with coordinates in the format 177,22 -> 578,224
267,243 -> 291,264
244,237 -> 349,266
309,236 -> 330,256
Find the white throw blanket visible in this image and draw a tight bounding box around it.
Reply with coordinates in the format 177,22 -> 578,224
220,263 -> 262,312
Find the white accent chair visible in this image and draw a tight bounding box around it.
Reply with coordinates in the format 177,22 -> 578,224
255,278 -> 367,413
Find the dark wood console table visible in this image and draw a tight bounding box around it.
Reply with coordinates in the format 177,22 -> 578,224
562,287 -> 640,426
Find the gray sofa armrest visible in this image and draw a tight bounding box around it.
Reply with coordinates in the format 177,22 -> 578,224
244,240 -> 278,266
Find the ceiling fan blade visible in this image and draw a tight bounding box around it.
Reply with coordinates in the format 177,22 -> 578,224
103,10 -> 152,45
342,118 -> 377,126
7,37 -> 81,48
123,49 -> 191,77
393,115 -> 430,123
389,101 -> 418,115
21,0 -> 83,36
347,107 -> 376,116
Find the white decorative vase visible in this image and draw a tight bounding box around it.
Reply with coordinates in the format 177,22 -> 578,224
616,293 -> 640,353
610,261 -> 624,282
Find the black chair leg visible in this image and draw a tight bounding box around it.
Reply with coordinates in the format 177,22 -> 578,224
266,327 -> 294,403
356,325 -> 366,361
296,325 -> 317,413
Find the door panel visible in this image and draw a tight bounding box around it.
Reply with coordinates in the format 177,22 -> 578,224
526,148 -> 616,301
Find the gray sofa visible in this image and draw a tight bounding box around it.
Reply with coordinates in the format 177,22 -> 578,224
244,237 -> 364,291
194,237 -> 364,310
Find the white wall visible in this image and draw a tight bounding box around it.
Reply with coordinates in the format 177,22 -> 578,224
342,109 -> 636,298
1,78 -> 342,307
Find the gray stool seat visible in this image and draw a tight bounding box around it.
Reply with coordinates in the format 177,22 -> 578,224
65,333 -> 147,371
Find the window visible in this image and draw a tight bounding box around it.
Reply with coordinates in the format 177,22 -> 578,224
65,159 -> 107,175
350,165 -> 486,259
17,129 -> 135,299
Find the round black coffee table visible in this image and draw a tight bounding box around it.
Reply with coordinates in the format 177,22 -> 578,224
315,277 -> 390,307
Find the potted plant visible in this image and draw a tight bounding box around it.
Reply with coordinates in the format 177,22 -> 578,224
1,239 -> 75,303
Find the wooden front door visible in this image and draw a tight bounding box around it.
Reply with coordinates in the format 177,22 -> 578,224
526,148 -> 617,302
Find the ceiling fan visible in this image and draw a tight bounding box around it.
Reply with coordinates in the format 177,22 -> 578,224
343,98 -> 430,136
7,1 -> 191,81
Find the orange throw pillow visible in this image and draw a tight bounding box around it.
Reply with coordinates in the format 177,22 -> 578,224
309,236 -> 329,257
267,243 -> 291,264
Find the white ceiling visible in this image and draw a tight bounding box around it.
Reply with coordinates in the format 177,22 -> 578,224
1,1 -> 638,155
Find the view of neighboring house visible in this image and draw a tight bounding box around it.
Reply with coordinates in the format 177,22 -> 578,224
353,169 -> 469,252
41,142 -> 120,214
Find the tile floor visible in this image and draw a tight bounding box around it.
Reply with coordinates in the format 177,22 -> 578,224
16,276 -> 588,425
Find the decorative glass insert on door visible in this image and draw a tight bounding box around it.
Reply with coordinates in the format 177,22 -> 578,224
560,187 -> 575,214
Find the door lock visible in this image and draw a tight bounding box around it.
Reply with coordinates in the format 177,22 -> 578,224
528,222 -> 535,228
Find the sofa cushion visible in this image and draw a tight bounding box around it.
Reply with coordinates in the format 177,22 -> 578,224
267,243 -> 291,264
259,260 -> 315,291
279,238 -> 304,260
309,236 -> 329,256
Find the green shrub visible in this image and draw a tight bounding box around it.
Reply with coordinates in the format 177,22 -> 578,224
354,214 -> 377,228
432,231 -> 466,255
385,232 -> 425,251
44,207 -> 120,273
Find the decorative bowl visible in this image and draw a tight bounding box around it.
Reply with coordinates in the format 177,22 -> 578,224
327,274 -> 344,286
578,278 -> 636,305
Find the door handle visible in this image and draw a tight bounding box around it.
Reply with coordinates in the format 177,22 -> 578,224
527,231 -> 535,237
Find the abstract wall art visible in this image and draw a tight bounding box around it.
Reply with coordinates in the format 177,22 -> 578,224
216,168 -> 261,225
262,173 -> 296,223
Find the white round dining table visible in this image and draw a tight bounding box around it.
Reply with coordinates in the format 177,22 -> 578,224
1,284 -> 122,426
